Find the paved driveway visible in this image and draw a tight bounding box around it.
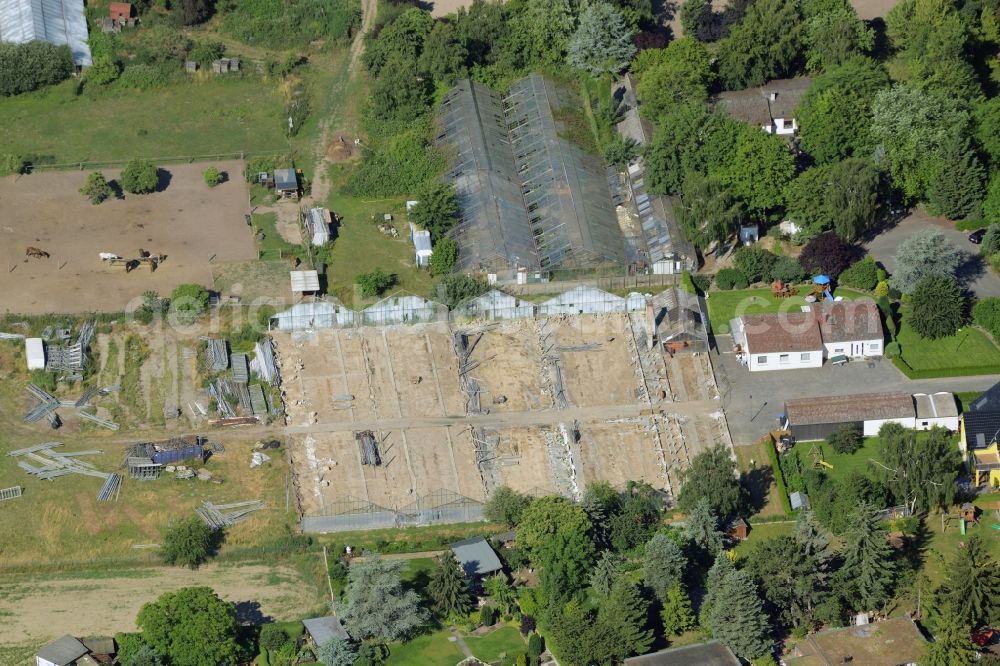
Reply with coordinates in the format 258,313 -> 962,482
865,209 -> 1000,298
711,337 -> 1000,444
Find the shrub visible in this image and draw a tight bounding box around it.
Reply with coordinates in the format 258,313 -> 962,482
117,64 -> 167,90
160,516 -> 216,568
79,172 -> 112,205
876,267 -> 888,282
222,0 -> 361,49
982,224 -> 1000,256
170,283 -> 210,317
973,297 -> 1000,340
0,154 -> 27,176
527,632 -> 543,658
356,269 -> 395,298
85,57 -> 121,86
770,255 -> 805,283
258,624 -> 288,653
885,341 -> 900,358
733,246 -> 778,283
0,42 -> 74,96
121,159 -> 159,194
430,237 -> 458,275
715,268 -> 749,290
838,256 -> 879,290
519,614 -> 537,635
874,280 -> 890,298
343,126 -> 445,198
438,274 -> 488,307
827,424 -> 863,454
680,270 -> 697,294
691,273 -> 711,294
480,605 -> 498,626
203,166 -> 221,187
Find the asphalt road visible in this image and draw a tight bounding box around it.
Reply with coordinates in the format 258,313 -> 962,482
865,209 -> 1000,298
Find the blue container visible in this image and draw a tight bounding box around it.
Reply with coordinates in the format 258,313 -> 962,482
152,445 -> 204,465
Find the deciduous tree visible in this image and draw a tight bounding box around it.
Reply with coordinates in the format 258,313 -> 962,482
80,172 -> 112,205
634,38 -> 714,115
716,0 -> 804,89
803,2 -> 873,72
519,496 -> 596,602
483,486 -> 531,527
419,22 -> 468,86
121,159 -> 160,194
0,42 -> 74,96
677,444 -> 744,519
136,587 -> 242,666
430,237 -> 458,275
677,173 -> 743,251
410,182 -> 458,242
355,269 -> 395,298
797,232 -> 857,278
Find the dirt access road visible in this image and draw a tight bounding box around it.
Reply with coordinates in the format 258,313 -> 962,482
0,561 -> 327,645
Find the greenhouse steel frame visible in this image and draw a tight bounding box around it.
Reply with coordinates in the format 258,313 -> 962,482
436,74 -> 626,274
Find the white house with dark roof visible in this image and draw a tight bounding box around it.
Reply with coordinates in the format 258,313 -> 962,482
731,298 -> 884,372
715,77 -> 812,136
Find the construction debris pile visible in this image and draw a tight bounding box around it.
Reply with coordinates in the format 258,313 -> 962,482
44,321 -> 96,381
205,344 -> 281,422
195,500 -> 265,529
124,436 -> 205,480
9,442 -> 108,481
356,431 -> 381,466
22,382 -> 120,430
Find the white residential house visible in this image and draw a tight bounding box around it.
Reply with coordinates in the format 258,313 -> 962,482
731,312 -> 824,372
809,300 -> 883,360
731,298 -> 884,372
715,77 -> 811,137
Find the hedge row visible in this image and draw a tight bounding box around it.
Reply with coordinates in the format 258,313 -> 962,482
891,356 -> 1000,379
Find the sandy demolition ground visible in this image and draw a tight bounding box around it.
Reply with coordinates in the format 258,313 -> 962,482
0,161 -> 255,314
274,314 -> 732,518
0,562 -> 325,644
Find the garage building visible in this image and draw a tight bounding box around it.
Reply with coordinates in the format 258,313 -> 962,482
783,392 -> 958,441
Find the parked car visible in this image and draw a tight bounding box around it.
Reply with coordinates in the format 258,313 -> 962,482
970,228 -> 987,244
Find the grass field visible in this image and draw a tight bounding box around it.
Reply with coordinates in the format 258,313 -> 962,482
894,319 -> 1000,377
786,437 -> 886,483
706,287 -> 867,334
384,629 -> 466,666
323,170 -> 437,305
466,624 -> 527,662
734,521 -> 795,556
734,440 -> 786,518
0,77 -> 287,165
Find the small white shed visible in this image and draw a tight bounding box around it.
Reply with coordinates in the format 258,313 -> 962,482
413,230 -> 433,267
26,338 -> 45,370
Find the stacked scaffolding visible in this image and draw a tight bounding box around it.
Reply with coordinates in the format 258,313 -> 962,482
202,338 -> 229,371
9,442 -> 109,481
196,500 -> 265,529
356,431 -> 381,466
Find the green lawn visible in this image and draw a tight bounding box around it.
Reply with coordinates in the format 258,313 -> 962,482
706,286 -> 867,334
0,77 -> 287,165
401,557 -> 437,597
384,629 -> 466,666
894,319 -> 1000,377
252,212 -> 303,262
323,169 -> 436,305
734,521 -> 795,556
465,625 -> 527,662
786,437 -> 886,483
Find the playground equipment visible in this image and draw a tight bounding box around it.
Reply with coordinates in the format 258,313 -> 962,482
809,444 -> 834,470
811,275 -> 834,301
770,280 -> 799,298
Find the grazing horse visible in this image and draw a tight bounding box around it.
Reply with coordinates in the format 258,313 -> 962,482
138,248 -> 150,258
125,259 -> 141,273
25,247 -> 49,259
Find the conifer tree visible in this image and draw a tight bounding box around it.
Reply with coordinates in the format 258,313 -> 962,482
841,503 -> 896,612
937,535 -> 1000,629
709,569 -> 772,660
928,133 -> 987,220
660,583 -> 697,636
567,3 -> 637,75
598,579 -> 654,662
923,613 -> 977,666
700,552 -> 735,626
427,551 -> 470,618
685,497 -> 724,557
590,551 -> 627,597
643,534 -> 687,602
